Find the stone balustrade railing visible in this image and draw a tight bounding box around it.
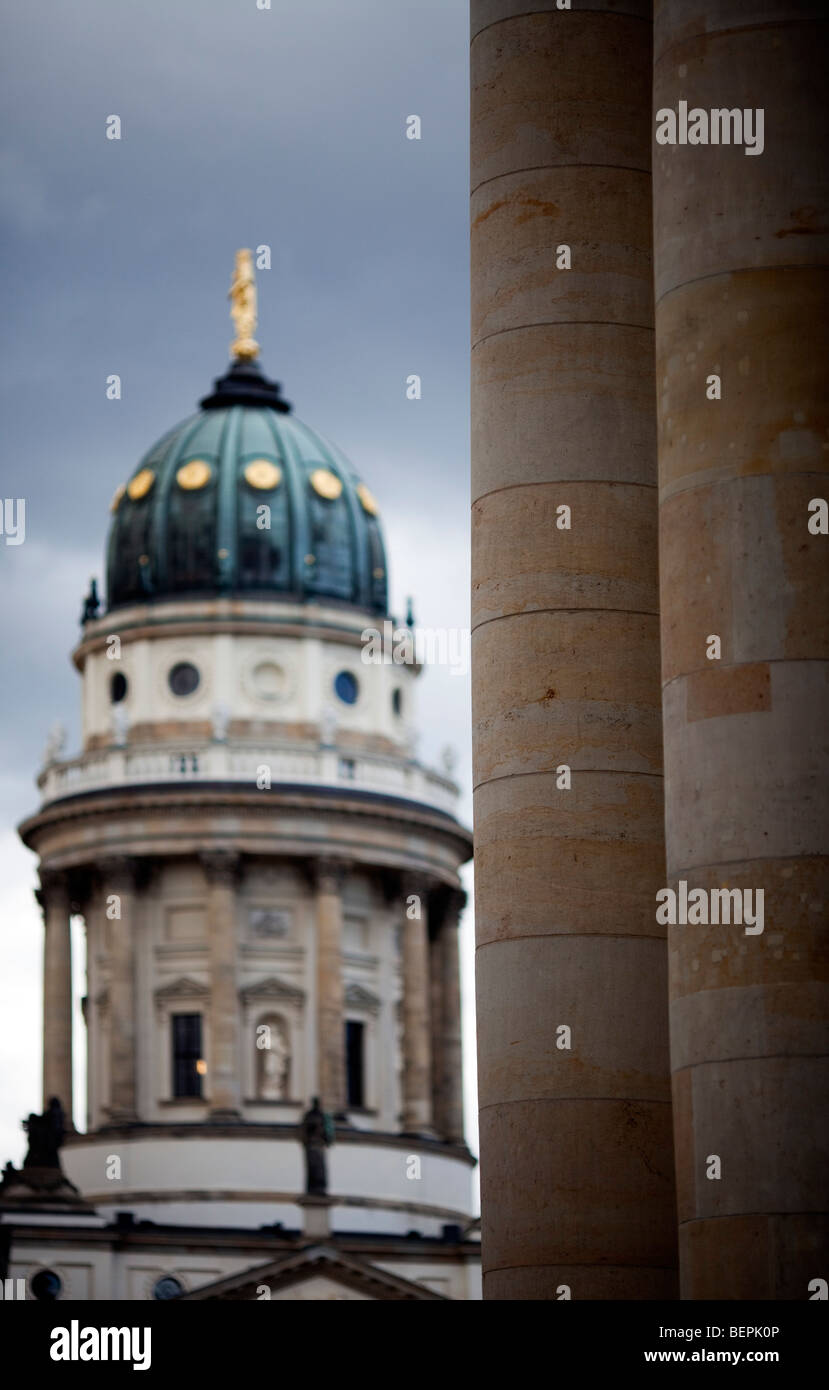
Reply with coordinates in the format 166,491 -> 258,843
36,741 -> 459,817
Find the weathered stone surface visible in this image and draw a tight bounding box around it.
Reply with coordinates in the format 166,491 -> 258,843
473,610 -> 663,782
653,20 -> 829,299
472,482 -> 659,627
472,168 -> 653,341
472,324 -> 657,501
472,10 -> 652,188
479,1099 -> 677,1272
471,0 -> 674,1298
654,0 -> 829,1300
477,934 -> 672,1107
474,772 -> 666,946
680,1212 -> 829,1301
484,1263 -> 677,1301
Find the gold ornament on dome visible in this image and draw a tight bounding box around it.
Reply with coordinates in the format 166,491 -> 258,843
229,248 -> 259,361
244,459 -> 282,491
110,483 -> 126,513
176,459 -> 212,491
310,468 -> 343,500
356,482 -> 379,516
127,468 -> 155,501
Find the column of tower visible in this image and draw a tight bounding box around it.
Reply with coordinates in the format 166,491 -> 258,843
470,0 -> 677,1298
651,2 -> 828,1296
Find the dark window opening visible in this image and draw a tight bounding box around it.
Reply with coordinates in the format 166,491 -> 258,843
345,1019 -> 365,1109
168,661 -> 200,697
110,671 -> 128,703
153,1276 -> 184,1300
172,1012 -> 203,1098
31,1269 -> 62,1301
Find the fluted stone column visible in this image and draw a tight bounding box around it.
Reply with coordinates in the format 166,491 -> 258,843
202,851 -> 241,1120
39,869 -> 73,1120
653,2 -> 829,1299
101,857 -> 138,1123
401,879 -> 434,1135
313,858 -> 347,1116
471,0 -> 677,1298
439,889 -> 466,1145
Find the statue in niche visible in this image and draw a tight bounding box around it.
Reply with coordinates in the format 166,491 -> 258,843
257,1014 -> 290,1100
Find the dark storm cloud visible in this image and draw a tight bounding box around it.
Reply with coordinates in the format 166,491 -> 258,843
0,0 -> 470,812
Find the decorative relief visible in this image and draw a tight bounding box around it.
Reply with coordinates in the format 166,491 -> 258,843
241,649 -> 294,706
248,907 -> 292,939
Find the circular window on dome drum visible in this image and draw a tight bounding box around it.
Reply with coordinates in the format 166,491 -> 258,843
110,672 -> 128,704
334,670 -> 359,705
31,1269 -> 62,1301
168,662 -> 200,697
152,1275 -> 184,1301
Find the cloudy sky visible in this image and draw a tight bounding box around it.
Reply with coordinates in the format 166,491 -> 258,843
0,0 -> 475,1174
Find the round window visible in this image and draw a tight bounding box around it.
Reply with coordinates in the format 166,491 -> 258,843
110,672 -> 128,704
392,687 -> 403,717
152,1275 -> 184,1301
168,662 -> 200,697
334,670 -> 358,705
31,1269 -> 62,1301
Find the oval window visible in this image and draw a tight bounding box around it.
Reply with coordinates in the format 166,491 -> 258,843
31,1269 -> 62,1301
334,670 -> 358,705
153,1275 -> 184,1301
168,662 -> 200,697
110,672 -> 128,704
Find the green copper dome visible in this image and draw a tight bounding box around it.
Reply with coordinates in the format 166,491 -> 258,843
105,359 -> 388,615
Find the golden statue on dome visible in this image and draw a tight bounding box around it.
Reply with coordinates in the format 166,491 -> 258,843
229,248 -> 259,361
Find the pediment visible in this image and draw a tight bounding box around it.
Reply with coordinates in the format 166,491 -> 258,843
239,976 -> 306,1006
344,982 -> 381,1016
180,1244 -> 447,1301
154,975 -> 210,1003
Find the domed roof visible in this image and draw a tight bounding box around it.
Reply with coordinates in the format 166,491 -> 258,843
105,356 -> 388,615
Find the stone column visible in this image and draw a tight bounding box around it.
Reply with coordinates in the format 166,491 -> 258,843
439,888 -> 466,1145
653,5 -> 829,1298
400,878 -> 433,1135
428,919 -> 444,1133
312,858 -> 347,1116
100,857 -> 138,1123
39,868 -> 73,1120
471,1 -> 677,1298
201,851 -> 241,1120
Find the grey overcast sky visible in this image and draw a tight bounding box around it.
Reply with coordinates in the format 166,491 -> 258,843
0,0 -> 475,1168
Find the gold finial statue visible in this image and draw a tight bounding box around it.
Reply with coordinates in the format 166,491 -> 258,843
229,248 -> 259,361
